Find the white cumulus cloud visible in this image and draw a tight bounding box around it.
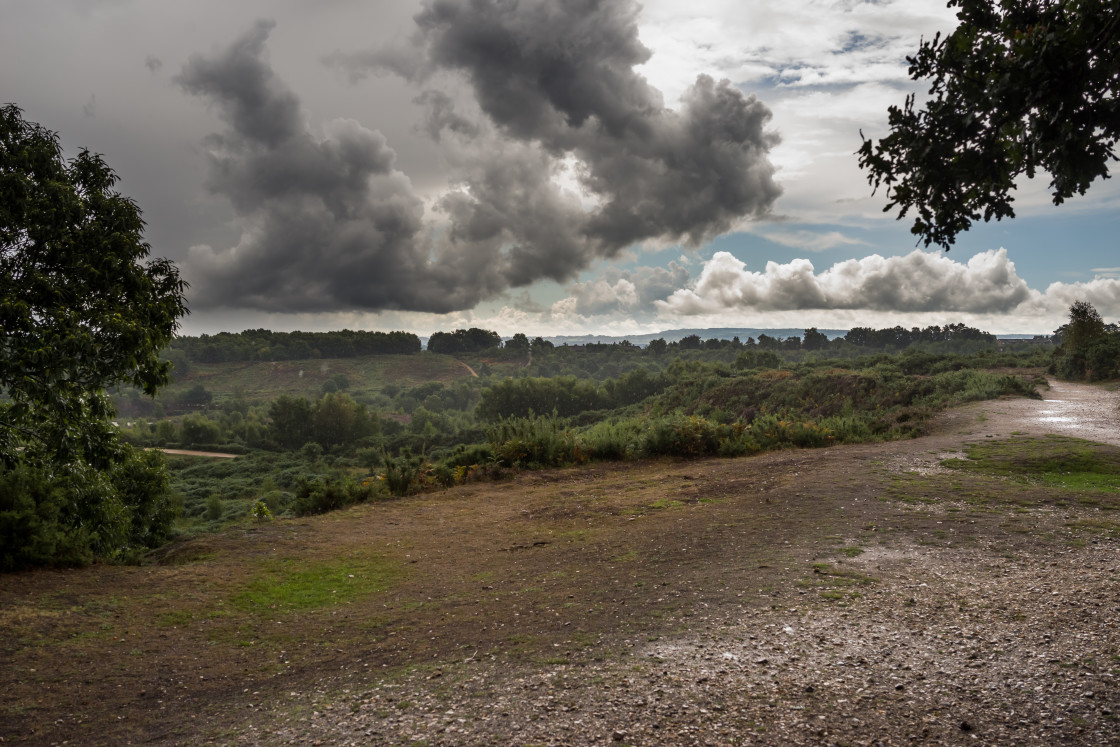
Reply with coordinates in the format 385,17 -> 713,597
659,248 -> 1034,314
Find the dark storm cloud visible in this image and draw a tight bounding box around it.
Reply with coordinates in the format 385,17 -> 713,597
177,21 -> 302,148
182,0 -> 780,314
412,89 -> 478,141
176,21 -> 465,312
335,0 -> 782,252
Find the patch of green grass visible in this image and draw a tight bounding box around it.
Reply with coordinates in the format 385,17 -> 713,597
943,435 -> 1120,495
231,556 -> 403,615
1067,518 -> 1120,534
157,610 -> 196,627
839,546 -> 865,558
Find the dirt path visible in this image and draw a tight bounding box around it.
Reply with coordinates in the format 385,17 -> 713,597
159,448 -> 241,459
974,377 -> 1120,446
3,380 -> 1119,745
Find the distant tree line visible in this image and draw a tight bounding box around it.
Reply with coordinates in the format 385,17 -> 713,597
427,328 -> 503,354
841,323 -> 993,350
169,329 -> 421,364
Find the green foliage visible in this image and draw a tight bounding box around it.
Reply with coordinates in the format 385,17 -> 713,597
487,414 -> 578,468
312,392 -> 371,447
733,350 -> 781,370
1050,301 -> 1120,382
1060,300 -> 1107,351
0,105 -> 186,470
477,376 -> 606,420
250,500 -> 273,521
152,330 -> 1047,527
580,420 -> 641,461
113,446 -> 177,550
0,106 -> 186,568
0,463 -> 93,570
858,0 -> 1120,247
427,327 -> 502,354
381,450 -> 428,496
641,415 -> 725,458
292,475 -> 377,516
0,446 -> 177,570
173,329 -> 420,363
205,494 -> 224,522
177,383 -> 213,408
268,395 -> 314,449
180,414 -> 223,447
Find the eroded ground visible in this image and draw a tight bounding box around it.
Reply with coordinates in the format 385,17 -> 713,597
2,379 -> 1118,745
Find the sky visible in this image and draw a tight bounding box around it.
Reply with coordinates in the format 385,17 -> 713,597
3,0 -> 1118,338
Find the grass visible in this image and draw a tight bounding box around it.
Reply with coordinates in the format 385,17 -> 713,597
231,556 -> 404,615
942,435 -> 1120,495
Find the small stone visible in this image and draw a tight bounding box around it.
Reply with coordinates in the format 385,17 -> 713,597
960,721 -> 973,732
612,729 -> 627,741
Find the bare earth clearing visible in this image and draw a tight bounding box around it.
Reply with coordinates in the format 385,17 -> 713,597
2,379 -> 1119,745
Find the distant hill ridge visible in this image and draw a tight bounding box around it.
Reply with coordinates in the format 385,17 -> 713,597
525,328 -> 847,348
481,328 -> 1040,349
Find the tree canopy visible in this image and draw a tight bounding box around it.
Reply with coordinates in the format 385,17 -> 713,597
1,104 -> 187,567
858,0 -> 1119,247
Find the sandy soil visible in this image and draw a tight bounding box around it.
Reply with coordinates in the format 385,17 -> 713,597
159,449 -> 242,459
2,379 -> 1119,746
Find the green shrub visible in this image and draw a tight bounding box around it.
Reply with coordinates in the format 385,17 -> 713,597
293,476 -> 376,515
205,494 -> 224,521
1,445 -> 178,570
580,420 -> 641,461
382,451 -> 427,496
0,464 -> 92,570
487,414 -> 577,468
641,415 -> 722,458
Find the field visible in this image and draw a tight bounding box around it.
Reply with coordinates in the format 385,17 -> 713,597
2,379 -> 1119,744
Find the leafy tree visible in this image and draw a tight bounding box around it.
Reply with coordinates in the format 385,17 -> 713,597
1,105 -> 186,566
180,415 -> 222,447
803,328 -> 829,351
859,0 -> 1119,247
312,392 -> 370,448
1050,300 -> 1118,381
678,334 -> 702,350
505,332 -> 530,352
756,334 -> 781,351
428,327 -> 502,354
1059,300 -> 1106,350
178,383 -> 213,408
268,395 -> 314,449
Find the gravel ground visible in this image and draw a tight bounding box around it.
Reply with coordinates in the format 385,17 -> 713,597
239,380 -> 1120,746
